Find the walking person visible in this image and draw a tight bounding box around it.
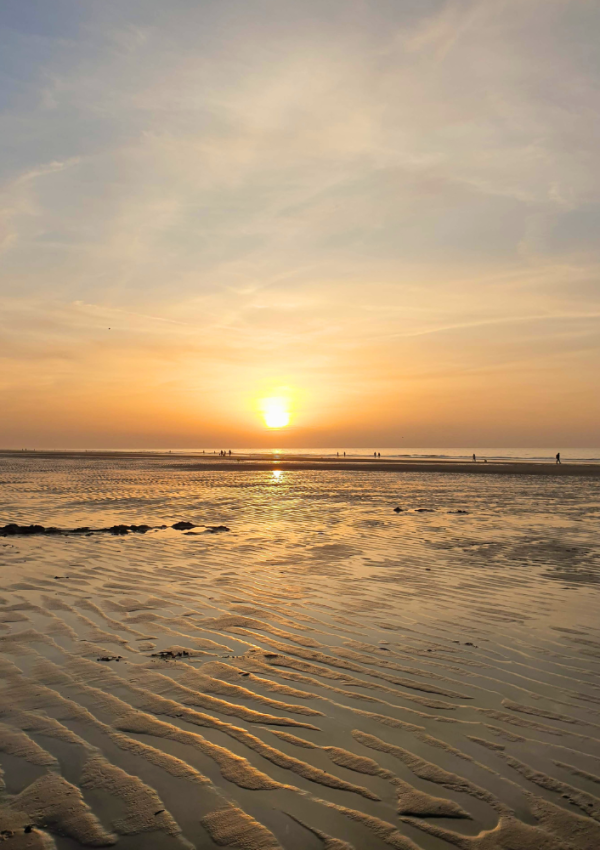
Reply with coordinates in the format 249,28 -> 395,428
556,452 -> 561,464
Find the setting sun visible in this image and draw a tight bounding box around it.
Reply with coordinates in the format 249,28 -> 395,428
261,397 -> 290,429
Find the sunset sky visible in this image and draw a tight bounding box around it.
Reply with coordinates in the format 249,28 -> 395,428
1,0 -> 599,448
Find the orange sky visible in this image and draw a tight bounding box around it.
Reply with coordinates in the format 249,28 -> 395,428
1,1 -> 599,448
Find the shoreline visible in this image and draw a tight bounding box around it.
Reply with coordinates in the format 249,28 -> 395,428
1,450 -> 599,476
175,458 -> 600,476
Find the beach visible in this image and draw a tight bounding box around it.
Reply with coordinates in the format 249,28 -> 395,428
0,453 -> 599,849
176,458 -> 600,477
2,450 -> 599,477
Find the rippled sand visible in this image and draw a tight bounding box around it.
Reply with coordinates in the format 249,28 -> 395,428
0,455 -> 599,849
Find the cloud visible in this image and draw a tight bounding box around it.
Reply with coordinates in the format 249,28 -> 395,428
0,0 -> 599,445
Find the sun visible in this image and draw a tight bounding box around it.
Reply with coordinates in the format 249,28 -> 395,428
261,397 -> 290,429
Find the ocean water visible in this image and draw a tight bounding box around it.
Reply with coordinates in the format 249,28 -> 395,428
134,447 -> 600,463
1,454 -> 599,849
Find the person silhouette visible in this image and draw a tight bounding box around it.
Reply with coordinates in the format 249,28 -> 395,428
556,452 -> 561,464
472,453 -> 476,462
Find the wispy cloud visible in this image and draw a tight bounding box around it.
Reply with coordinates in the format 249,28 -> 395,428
0,0 -> 599,445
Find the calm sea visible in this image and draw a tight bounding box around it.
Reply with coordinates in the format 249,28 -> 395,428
145,447 -> 600,462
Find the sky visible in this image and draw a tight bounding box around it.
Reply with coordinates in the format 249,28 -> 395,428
1,0 -> 599,448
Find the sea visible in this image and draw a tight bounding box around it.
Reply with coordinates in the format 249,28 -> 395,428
138,447 -> 600,463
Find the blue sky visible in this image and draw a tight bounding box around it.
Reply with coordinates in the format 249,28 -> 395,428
1,1 -> 599,447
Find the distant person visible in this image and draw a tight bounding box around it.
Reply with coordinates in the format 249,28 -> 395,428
343,451 -> 346,457
473,453 -> 476,462
556,452 -> 561,464
378,452 -> 381,458
229,450 -> 231,456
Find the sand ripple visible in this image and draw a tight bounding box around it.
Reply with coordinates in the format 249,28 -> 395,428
0,455 -> 599,848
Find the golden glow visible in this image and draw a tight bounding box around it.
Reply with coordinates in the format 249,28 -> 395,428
2,5 -> 600,452
261,397 -> 290,429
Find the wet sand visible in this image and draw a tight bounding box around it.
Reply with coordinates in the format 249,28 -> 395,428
0,455 -> 599,849
1,450 -> 598,477
177,459 -> 600,477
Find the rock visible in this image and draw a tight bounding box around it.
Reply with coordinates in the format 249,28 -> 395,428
151,650 -> 190,660
1,519 -> 227,538
0,524 -> 46,536
106,525 -> 130,535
